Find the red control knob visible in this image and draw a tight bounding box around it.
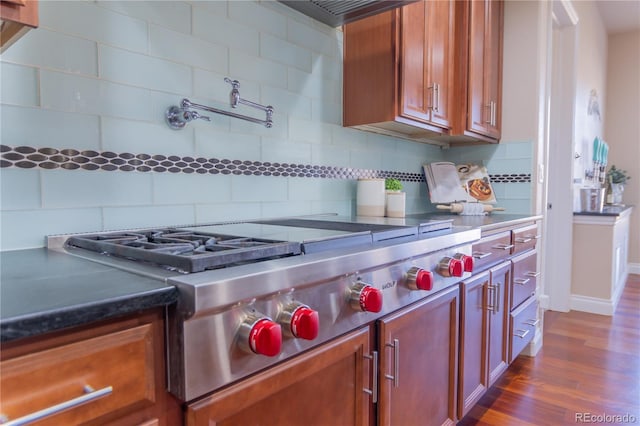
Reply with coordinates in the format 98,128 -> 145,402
437,257 -> 464,278
454,253 -> 474,273
349,282 -> 383,313
407,267 -> 434,291
249,319 -> 282,357
290,306 -> 319,340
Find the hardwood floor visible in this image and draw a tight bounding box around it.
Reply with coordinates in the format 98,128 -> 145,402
459,274 -> 640,425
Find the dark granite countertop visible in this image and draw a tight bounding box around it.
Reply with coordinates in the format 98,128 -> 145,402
573,204 -> 633,217
0,248 -> 178,342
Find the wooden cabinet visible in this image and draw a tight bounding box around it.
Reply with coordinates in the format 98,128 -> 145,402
0,0 -> 38,52
511,249 -> 538,310
457,261 -> 509,419
185,327 -> 372,426
0,310 -> 181,426
509,295 -> 538,363
452,0 -> 504,142
377,285 -> 459,426
343,0 -> 455,142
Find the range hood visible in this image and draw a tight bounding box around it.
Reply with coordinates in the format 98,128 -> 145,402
279,0 -> 418,27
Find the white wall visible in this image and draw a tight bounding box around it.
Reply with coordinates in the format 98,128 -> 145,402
604,30 -> 640,267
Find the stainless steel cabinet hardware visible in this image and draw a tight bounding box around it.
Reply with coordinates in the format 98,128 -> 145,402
514,329 -> 529,339
513,278 -> 530,286
492,244 -> 514,251
515,237 -> 532,243
0,385 -> 112,426
524,319 -> 540,327
165,78 -> 274,130
472,251 -> 492,259
363,351 -> 378,403
525,271 -> 540,278
385,339 -> 400,388
487,282 -> 500,313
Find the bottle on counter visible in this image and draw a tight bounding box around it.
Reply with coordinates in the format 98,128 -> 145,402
605,176 -> 614,205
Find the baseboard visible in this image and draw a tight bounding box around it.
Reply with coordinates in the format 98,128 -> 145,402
522,329 -> 543,357
538,294 -> 550,310
570,294 -> 616,316
629,263 -> 640,275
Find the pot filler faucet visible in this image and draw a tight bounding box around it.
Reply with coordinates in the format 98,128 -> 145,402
165,77 -> 274,130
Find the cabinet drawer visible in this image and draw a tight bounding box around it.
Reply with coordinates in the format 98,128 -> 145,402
0,324 -> 156,425
509,296 -> 538,362
512,223 -> 540,254
511,249 -> 538,309
471,231 -> 512,271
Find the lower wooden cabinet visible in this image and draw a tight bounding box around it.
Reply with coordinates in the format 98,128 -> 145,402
509,295 -> 538,363
458,261 -> 510,419
186,327 -> 372,426
377,285 -> 459,426
0,310 -> 181,426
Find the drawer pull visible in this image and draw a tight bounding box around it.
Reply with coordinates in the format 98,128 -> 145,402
514,329 -> 530,339
0,385 -> 112,426
472,251 -> 492,259
515,237 -> 532,243
492,244 -> 514,250
524,319 -> 540,327
513,278 -> 530,286
525,271 -> 540,278
363,351 -> 378,404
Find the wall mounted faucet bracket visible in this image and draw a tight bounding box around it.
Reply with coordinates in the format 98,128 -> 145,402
165,78 -> 274,130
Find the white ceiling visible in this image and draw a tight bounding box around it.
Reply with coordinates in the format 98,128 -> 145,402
595,0 -> 640,34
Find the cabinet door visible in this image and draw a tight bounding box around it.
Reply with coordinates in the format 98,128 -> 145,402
425,0 -> 454,128
458,271 -> 489,419
378,285 -> 459,426
186,327 -> 371,426
400,0 -> 453,129
466,0 -> 503,139
487,262 -> 510,387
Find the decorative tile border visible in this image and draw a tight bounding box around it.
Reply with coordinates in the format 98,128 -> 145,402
0,145 -> 531,183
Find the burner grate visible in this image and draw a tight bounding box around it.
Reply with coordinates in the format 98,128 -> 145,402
66,229 -> 302,272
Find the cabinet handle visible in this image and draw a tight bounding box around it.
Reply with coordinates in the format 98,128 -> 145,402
428,84 -> 436,111
472,251 -> 492,259
492,244 -> 514,251
363,351 -> 378,404
524,234 -> 541,240
525,271 -> 540,278
513,278 -> 530,286
491,101 -> 497,127
384,338 -> 400,388
524,318 -> 540,327
514,329 -> 530,339
0,385 -> 112,426
487,282 -> 500,313
434,83 -> 440,112
515,237 -> 532,243
484,102 -> 492,124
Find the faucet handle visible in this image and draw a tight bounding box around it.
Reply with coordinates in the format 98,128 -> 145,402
187,110 -> 211,122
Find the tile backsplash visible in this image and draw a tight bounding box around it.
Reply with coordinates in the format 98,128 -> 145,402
0,1 -> 532,250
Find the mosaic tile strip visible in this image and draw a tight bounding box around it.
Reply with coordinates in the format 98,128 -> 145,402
0,145 -> 531,183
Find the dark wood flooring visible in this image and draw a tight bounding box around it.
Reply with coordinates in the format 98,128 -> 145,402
459,274 -> 640,425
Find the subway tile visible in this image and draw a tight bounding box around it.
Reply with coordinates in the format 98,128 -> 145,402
484,158 -> 533,175
96,1 -> 192,34
0,62 -> 38,107
0,105 -> 100,149
289,178 -> 352,201
261,138 -> 312,164
40,70 -> 155,121
42,170 -> 153,208
103,205 -> 196,230
231,175 -> 288,202
229,110 -> 288,139
332,125 -> 368,148
153,173 -> 232,205
260,33 -> 312,72
196,202 -> 263,223
349,149 -> 383,171
1,208 -> 102,250
39,1 -> 147,53
309,199 -> 353,216
193,8 -> 259,56
289,117 -> 332,144
311,144 -> 351,168
312,98 -> 341,125
0,169 -> 41,210
505,140 -> 534,159
150,25 -> 227,75
193,69 -> 235,104
102,117 -> 195,156
261,201 -> 312,218
229,51 -> 287,89
312,53 -> 341,83
191,1 -> 227,17
99,45 -> 192,94
504,182 -> 533,200
288,67 -> 339,102
195,127 -> 261,161
0,29 -> 97,76
229,2 -> 287,39
287,19 -> 340,58
262,85 -> 312,120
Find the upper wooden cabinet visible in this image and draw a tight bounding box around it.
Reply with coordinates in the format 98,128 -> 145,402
0,0 -> 38,52
343,0 -> 455,144
343,0 -> 504,145
454,0 -> 504,142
